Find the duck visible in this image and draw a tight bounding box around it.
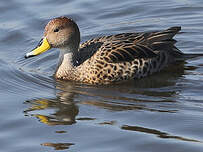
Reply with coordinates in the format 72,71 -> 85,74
25,16 -> 200,84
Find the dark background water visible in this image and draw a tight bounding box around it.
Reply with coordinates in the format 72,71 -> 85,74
1,0 -> 203,151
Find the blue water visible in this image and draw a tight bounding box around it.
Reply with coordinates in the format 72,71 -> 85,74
1,0 -> 203,151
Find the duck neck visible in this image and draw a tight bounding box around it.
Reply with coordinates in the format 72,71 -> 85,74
56,46 -> 79,79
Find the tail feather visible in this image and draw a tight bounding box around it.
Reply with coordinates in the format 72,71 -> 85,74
148,26 -> 181,43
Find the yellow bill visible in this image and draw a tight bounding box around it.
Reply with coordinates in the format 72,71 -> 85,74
25,37 -> 51,58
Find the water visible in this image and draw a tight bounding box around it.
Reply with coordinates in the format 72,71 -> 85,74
1,0 -> 203,151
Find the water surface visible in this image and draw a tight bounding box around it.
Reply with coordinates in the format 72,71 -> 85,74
1,0 -> 203,151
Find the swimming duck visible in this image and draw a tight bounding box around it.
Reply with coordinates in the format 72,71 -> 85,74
25,16 -> 196,84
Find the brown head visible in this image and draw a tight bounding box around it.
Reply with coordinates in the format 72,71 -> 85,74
44,17 -> 80,49
25,17 -> 80,58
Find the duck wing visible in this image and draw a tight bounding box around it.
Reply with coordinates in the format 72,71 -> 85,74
78,26 -> 181,64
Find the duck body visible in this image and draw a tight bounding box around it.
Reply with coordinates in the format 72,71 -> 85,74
55,27 -> 182,84
25,17 -> 188,84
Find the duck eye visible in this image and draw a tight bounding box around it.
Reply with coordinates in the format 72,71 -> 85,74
54,28 -> 59,32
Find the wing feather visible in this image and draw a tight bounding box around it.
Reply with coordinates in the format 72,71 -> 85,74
79,26 -> 181,64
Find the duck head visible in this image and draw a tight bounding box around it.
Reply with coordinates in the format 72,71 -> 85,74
25,16 -> 80,58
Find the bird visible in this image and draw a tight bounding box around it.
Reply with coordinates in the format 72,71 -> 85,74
25,16 -> 202,84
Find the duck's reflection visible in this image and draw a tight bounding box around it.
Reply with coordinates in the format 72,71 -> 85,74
24,81 -> 79,126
